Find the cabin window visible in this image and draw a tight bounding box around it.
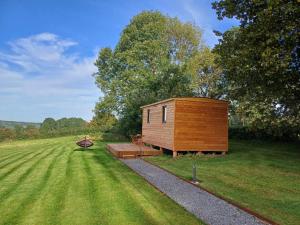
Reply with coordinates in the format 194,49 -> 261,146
147,109 -> 150,123
162,105 -> 167,123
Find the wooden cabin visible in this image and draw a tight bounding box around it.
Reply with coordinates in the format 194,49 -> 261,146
141,98 -> 228,157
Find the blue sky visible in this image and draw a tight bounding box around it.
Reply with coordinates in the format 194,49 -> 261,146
0,0 -> 238,122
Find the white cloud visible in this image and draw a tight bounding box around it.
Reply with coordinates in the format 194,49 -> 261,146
0,32 -> 78,72
0,33 -> 99,122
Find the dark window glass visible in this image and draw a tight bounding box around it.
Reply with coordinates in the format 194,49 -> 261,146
162,106 -> 167,123
147,109 -> 150,123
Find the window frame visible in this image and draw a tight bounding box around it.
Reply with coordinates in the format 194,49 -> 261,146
162,105 -> 167,123
147,109 -> 150,123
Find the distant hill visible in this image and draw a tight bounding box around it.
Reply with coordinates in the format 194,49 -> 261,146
0,120 -> 41,128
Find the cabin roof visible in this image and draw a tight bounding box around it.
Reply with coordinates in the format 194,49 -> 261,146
140,97 -> 228,108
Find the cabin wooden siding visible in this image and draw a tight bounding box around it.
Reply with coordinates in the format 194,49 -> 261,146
174,99 -> 228,152
141,98 -> 228,153
142,100 -> 175,150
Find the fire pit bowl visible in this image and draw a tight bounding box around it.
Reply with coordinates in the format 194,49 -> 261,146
76,136 -> 94,148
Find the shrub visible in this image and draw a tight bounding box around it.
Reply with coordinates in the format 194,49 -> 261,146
229,127 -> 299,141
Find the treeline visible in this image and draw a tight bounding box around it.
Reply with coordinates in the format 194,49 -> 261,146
93,2 -> 299,141
0,117 -> 99,142
39,117 -> 91,137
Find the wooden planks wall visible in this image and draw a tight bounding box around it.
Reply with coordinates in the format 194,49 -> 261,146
142,100 -> 175,150
174,99 -> 228,152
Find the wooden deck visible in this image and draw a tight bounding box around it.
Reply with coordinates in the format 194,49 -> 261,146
107,143 -> 162,158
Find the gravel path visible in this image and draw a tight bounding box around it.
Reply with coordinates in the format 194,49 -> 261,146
121,158 -> 267,225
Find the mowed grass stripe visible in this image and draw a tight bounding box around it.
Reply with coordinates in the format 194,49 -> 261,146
0,142 -> 53,169
0,150 -> 44,169
81,152 -> 109,224
0,142 -> 57,170
116,167 -> 173,224
20,145 -> 71,225
0,142 -> 55,159
89,149 -> 159,224
0,145 -> 65,202
0,145 -> 50,162
0,145 -> 58,182
58,149 -> 100,225
0,151 -> 33,163
0,142 -> 57,165
34,149 -> 74,225
85,150 -> 160,225
1,145 -> 67,225
0,142 -> 63,181
0,146 -> 60,205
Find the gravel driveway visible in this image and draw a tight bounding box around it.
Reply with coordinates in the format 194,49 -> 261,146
121,158 -> 267,225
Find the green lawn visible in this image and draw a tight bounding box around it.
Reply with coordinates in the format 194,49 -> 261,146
0,136 -> 202,225
146,140 -> 300,225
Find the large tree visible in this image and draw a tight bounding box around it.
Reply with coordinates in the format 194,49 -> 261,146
40,118 -> 57,136
94,11 -> 223,135
212,0 -> 300,139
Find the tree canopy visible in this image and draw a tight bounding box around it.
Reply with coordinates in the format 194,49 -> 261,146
212,0 -> 300,139
94,11 -> 223,135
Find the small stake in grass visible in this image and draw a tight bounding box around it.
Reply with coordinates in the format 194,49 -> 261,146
191,153 -> 199,184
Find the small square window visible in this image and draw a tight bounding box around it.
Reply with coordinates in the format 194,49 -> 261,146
147,109 -> 150,123
162,106 -> 167,123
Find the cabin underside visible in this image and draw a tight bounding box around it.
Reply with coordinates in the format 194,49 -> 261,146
142,141 -> 227,157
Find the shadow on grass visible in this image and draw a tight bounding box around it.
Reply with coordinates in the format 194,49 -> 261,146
73,148 -> 97,152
